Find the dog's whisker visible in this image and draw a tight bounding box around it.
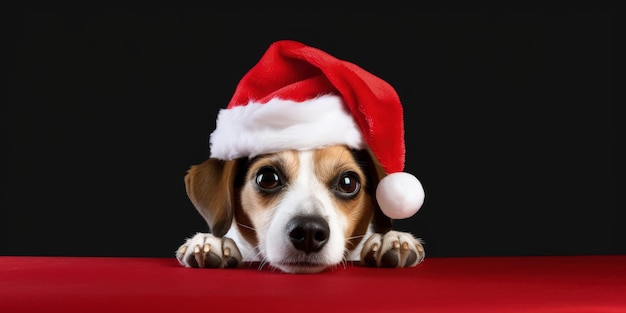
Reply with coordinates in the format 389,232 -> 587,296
344,234 -> 366,251
252,246 -> 267,260
339,257 -> 347,270
238,244 -> 265,270
339,250 -> 351,269
242,251 -> 260,266
236,223 -> 256,231
345,234 -> 366,241
258,259 -> 268,271
250,246 -> 270,271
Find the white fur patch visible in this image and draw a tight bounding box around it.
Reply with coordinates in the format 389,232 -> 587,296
209,94 -> 364,160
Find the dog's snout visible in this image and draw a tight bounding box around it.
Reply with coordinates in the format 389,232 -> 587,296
287,216 -> 330,254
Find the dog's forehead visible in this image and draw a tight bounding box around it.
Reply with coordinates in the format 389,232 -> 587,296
312,145 -> 360,168
248,150 -> 300,171
247,146 -> 363,179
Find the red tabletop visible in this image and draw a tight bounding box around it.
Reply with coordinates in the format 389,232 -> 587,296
1,255 -> 625,313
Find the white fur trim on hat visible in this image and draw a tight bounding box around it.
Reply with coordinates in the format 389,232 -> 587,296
209,94 -> 364,160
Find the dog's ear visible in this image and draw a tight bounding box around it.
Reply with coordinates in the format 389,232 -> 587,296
355,149 -> 393,234
184,158 -> 244,237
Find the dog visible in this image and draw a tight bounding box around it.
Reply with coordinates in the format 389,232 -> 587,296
176,144 -> 425,274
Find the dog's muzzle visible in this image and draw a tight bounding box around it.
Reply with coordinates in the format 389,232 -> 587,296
286,215 -> 330,254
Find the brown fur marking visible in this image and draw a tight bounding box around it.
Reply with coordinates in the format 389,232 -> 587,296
313,146 -> 375,250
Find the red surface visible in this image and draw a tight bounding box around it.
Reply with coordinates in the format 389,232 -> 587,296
1,255 -> 625,313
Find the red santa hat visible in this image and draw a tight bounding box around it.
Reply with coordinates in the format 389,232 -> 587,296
209,40 -> 424,219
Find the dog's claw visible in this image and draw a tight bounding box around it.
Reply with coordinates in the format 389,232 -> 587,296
222,237 -> 242,268
416,244 -> 424,253
393,240 -> 400,249
194,245 -> 205,268
401,242 -> 409,251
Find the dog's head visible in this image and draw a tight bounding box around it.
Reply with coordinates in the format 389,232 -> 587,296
185,145 -> 391,273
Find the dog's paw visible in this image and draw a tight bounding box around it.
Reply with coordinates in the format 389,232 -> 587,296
176,233 -> 242,268
360,231 -> 425,268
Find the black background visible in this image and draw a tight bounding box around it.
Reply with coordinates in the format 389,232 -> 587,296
5,14 -> 619,258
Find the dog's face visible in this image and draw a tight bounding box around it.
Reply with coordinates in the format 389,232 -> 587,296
185,145 -> 390,274
240,145 -> 375,273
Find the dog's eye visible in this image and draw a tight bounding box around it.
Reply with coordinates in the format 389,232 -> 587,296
335,172 -> 360,197
255,167 -> 282,192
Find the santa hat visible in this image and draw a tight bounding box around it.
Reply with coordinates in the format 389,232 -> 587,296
209,40 -> 424,219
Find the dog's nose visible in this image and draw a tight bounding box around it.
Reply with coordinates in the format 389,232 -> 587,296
287,215 -> 330,254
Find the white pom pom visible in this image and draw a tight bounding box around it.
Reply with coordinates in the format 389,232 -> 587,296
376,172 -> 425,219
